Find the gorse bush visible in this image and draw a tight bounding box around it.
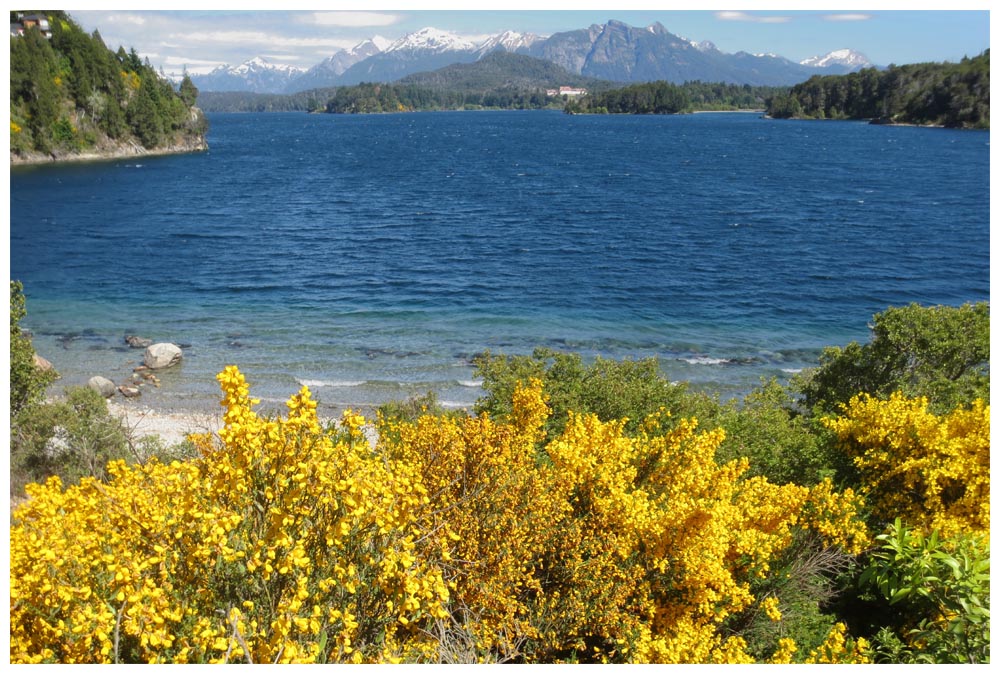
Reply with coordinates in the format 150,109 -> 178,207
11,366 -> 872,663
824,391 -> 990,538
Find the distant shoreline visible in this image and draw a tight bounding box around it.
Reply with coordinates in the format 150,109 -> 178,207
690,109 -> 764,114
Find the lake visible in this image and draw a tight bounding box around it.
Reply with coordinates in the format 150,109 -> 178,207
9,110 -> 990,414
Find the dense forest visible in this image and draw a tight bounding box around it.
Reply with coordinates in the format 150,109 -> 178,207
324,79 -> 788,115
766,50 -> 989,128
564,80 -> 786,114
9,10 -> 207,159
196,88 -> 332,114
324,81 -> 555,113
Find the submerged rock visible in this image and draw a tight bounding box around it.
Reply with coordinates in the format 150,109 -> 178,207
125,334 -> 153,349
87,376 -> 116,398
144,343 -> 183,370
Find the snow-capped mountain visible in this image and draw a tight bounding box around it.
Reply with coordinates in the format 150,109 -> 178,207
287,37 -> 390,92
337,27 -> 483,85
384,27 -> 477,54
190,22 -> 879,94
192,56 -> 304,94
475,30 -> 543,57
800,49 -> 872,72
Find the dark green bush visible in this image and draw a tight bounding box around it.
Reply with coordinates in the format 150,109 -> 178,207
795,302 -> 989,415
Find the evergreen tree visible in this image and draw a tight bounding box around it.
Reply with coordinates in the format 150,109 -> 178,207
179,72 -> 199,107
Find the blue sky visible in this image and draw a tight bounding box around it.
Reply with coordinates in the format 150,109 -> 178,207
68,3 -> 991,79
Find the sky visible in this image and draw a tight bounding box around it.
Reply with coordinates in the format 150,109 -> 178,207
55,3 -> 995,80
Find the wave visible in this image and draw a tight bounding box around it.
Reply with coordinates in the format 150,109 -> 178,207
458,380 -> 483,388
296,378 -> 366,388
677,356 -> 731,366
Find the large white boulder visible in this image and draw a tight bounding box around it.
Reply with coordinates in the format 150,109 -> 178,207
87,375 -> 117,398
144,342 -> 183,370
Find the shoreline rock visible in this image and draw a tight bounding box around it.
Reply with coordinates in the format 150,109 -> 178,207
145,343 -> 183,370
10,137 -> 208,167
87,376 -> 117,398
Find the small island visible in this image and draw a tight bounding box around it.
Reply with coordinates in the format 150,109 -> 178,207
10,10 -> 208,165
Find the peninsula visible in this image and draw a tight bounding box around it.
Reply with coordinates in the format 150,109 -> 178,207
10,10 -> 207,165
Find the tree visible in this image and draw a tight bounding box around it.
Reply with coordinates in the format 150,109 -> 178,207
178,73 -> 198,107
127,73 -> 165,147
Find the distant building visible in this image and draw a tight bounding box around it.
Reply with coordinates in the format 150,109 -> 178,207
546,86 -> 587,97
11,12 -> 51,38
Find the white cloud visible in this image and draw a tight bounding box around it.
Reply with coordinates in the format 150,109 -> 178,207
104,13 -> 147,26
260,54 -> 304,62
301,12 -> 400,28
177,30 -> 352,51
716,11 -> 791,24
163,55 -> 222,67
823,14 -> 873,23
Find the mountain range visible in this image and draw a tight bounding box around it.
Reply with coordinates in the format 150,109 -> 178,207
191,20 -> 873,94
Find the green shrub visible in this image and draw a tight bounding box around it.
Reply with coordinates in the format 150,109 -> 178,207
473,347 -> 712,441
11,386 -> 132,495
860,520 -> 990,663
795,302 -> 989,415
10,281 -> 58,418
711,378 -> 843,486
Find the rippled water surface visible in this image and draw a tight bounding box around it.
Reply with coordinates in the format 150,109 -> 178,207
10,111 -> 990,413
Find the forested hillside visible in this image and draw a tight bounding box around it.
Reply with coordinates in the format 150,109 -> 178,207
196,88 -> 331,113
10,10 -> 207,161
565,80 -> 787,114
324,81 -> 554,113
766,51 -> 989,128
397,51 -> 610,93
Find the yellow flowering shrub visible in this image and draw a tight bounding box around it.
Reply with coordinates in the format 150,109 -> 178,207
382,388 -> 869,663
11,368 -> 872,663
120,69 -> 141,91
11,366 -> 452,664
823,392 -> 989,537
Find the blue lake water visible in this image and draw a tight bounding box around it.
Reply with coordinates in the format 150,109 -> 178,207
9,111 -> 990,414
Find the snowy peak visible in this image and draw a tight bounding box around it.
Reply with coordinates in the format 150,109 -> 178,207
231,56 -> 303,76
195,56 -> 305,93
800,48 -> 872,70
347,36 -> 389,57
386,27 -> 476,54
476,30 -> 543,56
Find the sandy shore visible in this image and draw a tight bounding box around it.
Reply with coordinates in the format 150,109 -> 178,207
108,400 -> 223,447
106,399 -> 378,448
